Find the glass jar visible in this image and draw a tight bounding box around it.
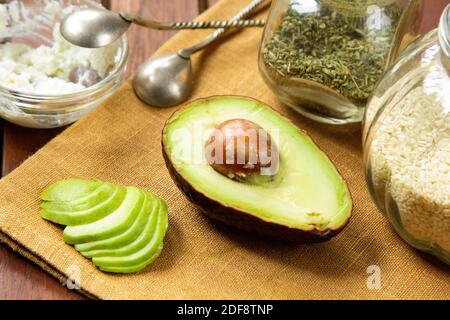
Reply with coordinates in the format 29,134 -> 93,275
259,0 -> 423,124
363,4 -> 449,264
0,0 -> 128,129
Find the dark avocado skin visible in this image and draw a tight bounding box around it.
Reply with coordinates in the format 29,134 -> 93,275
162,96 -> 352,243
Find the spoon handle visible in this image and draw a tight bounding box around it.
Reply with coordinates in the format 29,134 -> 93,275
120,13 -> 265,30
178,0 -> 267,58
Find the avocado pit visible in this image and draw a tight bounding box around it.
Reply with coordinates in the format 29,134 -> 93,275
206,119 -> 277,182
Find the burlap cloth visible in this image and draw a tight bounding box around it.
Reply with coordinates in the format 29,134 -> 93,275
0,0 -> 448,300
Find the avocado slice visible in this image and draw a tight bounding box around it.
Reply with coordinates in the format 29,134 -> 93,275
41,179 -> 102,202
76,192 -> 158,256
162,96 -> 352,242
81,196 -> 159,258
99,243 -> 163,273
97,245 -> 163,274
40,185 -> 126,226
63,186 -> 144,244
41,182 -> 116,212
92,199 -> 168,268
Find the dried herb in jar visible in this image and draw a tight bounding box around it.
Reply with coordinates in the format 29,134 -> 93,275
263,1 -> 402,105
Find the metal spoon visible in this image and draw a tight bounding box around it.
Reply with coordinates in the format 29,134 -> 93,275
133,0 -> 265,107
61,7 -> 265,48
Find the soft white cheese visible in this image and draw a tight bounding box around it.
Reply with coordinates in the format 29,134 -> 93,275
0,1 -> 120,95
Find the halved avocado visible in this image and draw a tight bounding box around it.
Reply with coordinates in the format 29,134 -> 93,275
40,185 -> 126,226
77,192 -> 158,257
92,199 -> 168,268
162,96 -> 352,242
41,182 -> 117,212
63,186 -> 144,244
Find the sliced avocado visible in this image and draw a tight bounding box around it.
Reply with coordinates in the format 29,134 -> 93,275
98,245 -> 163,274
41,182 -> 116,212
76,192 -> 158,256
162,96 -> 352,242
80,196 -> 160,258
92,199 -> 168,268
40,186 -> 126,226
63,186 -> 144,244
40,179 -> 169,273
41,179 -> 102,202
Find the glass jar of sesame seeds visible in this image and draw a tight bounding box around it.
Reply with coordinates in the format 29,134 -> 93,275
259,0 -> 423,125
363,4 -> 450,264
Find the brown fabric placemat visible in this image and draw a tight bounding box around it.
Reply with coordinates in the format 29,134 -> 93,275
0,0 -> 448,299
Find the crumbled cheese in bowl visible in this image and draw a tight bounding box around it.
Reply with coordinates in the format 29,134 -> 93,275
0,0 -> 127,129
370,85 -> 450,253
0,0 -> 119,95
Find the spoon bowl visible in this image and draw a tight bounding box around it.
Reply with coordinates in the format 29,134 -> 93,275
61,0 -> 264,108
61,8 -> 130,48
61,8 -> 264,49
132,0 -> 264,108
133,53 -> 193,108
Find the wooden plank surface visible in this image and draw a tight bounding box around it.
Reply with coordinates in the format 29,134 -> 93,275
0,0 -> 448,300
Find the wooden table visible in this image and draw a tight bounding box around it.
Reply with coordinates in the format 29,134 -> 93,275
0,0 -> 447,300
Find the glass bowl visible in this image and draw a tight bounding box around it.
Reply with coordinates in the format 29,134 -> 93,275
0,0 -> 128,129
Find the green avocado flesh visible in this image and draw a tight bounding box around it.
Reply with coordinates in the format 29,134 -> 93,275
163,96 -> 352,240
63,186 -> 144,244
93,199 -> 168,268
78,193 -> 159,258
40,185 -> 126,226
41,182 -> 117,213
97,249 -> 163,274
40,179 -> 168,274
41,179 -> 102,202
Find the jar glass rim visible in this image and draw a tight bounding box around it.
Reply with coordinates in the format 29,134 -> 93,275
439,4 -> 450,58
